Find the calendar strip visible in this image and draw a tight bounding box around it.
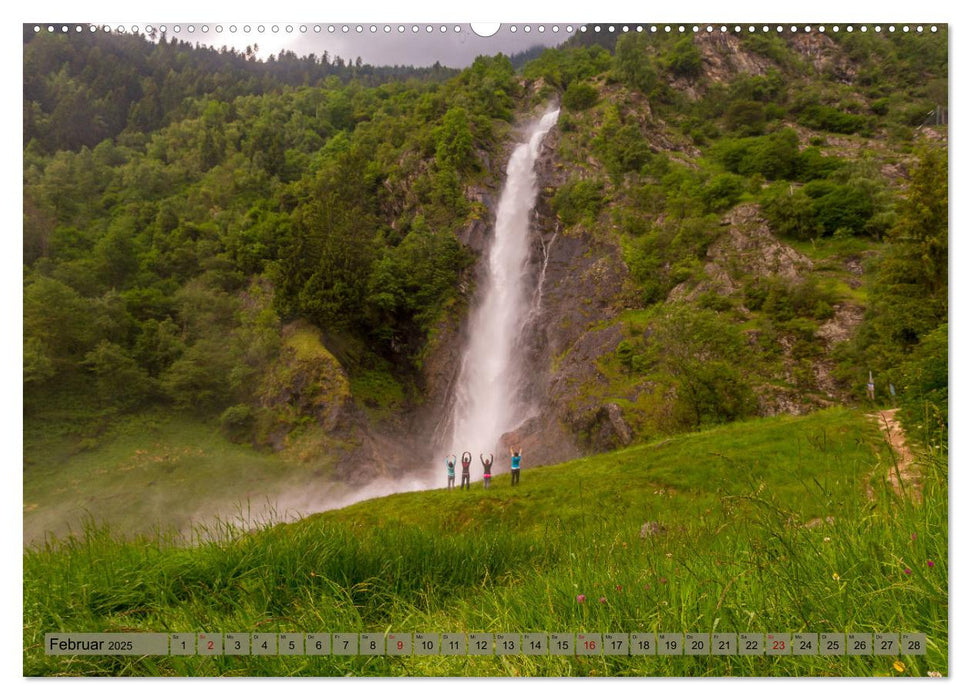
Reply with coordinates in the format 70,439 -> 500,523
44,632 -> 927,657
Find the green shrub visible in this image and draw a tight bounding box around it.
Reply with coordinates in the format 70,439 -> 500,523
551,179 -> 606,227
803,179 -> 878,236
725,100 -> 767,136
647,305 -> 757,429
871,97 -> 891,116
745,276 -> 835,324
83,340 -> 152,409
220,404 -> 255,442
713,129 -> 801,180
796,147 -> 841,181
702,173 -> 746,212
594,108 -> 654,179
898,323 -> 947,443
615,339 -> 636,376
739,33 -> 796,67
743,278 -> 769,311
561,81 -> 599,111
523,45 -> 613,89
797,105 -> 868,134
666,37 -> 703,78
760,185 -> 821,240
698,291 -> 734,312
434,107 -> 476,172
612,33 -> 657,93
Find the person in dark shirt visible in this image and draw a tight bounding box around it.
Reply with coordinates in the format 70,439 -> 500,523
480,453 -> 494,489
461,451 -> 472,490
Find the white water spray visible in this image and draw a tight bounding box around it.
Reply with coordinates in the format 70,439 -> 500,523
447,108 -> 560,460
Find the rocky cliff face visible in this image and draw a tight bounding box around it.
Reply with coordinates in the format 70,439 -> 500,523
505,155 -> 863,457
669,204 -> 814,301
507,127 -> 637,461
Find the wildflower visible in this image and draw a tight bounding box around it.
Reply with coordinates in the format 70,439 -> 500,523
832,572 -> 840,581
911,533 -> 917,541
666,552 -> 673,558
928,671 -> 942,678
893,660 -> 905,673
904,568 -> 912,575
576,594 -> 586,603
599,597 -> 607,604
823,537 -> 831,543
927,560 -> 935,568
659,576 -> 668,584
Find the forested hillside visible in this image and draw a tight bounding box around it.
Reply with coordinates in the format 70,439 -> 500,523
23,26 -> 457,153
23,26 -> 948,491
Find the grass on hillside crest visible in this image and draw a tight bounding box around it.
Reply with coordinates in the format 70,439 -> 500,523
23,407 -> 947,677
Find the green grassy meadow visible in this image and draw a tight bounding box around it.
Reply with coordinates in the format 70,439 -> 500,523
23,409 -> 333,546
23,407 -> 947,677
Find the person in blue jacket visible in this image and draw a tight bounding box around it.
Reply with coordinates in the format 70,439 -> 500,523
510,447 -> 522,486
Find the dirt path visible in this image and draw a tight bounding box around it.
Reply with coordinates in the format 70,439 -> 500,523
868,408 -> 921,500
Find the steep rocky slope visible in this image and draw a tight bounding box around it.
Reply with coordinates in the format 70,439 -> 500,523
450,28 -> 942,463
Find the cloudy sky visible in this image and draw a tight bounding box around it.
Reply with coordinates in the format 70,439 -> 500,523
129,22 -> 578,68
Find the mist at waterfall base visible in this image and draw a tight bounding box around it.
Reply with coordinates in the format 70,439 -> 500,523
248,109 -> 562,527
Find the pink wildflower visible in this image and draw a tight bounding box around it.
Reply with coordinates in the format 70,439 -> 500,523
615,585 -> 623,592
904,568 -> 912,575
927,560 -> 935,568
599,597 -> 607,604
576,594 -> 586,603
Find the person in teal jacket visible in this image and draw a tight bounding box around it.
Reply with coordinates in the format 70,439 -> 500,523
445,454 -> 456,490
510,447 -> 522,486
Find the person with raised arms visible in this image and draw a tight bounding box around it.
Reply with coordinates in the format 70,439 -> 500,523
510,447 -> 522,486
460,451 -> 472,490
445,454 -> 456,490
480,453 -> 494,489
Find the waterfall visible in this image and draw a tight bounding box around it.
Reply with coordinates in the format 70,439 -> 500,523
446,108 -> 560,461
